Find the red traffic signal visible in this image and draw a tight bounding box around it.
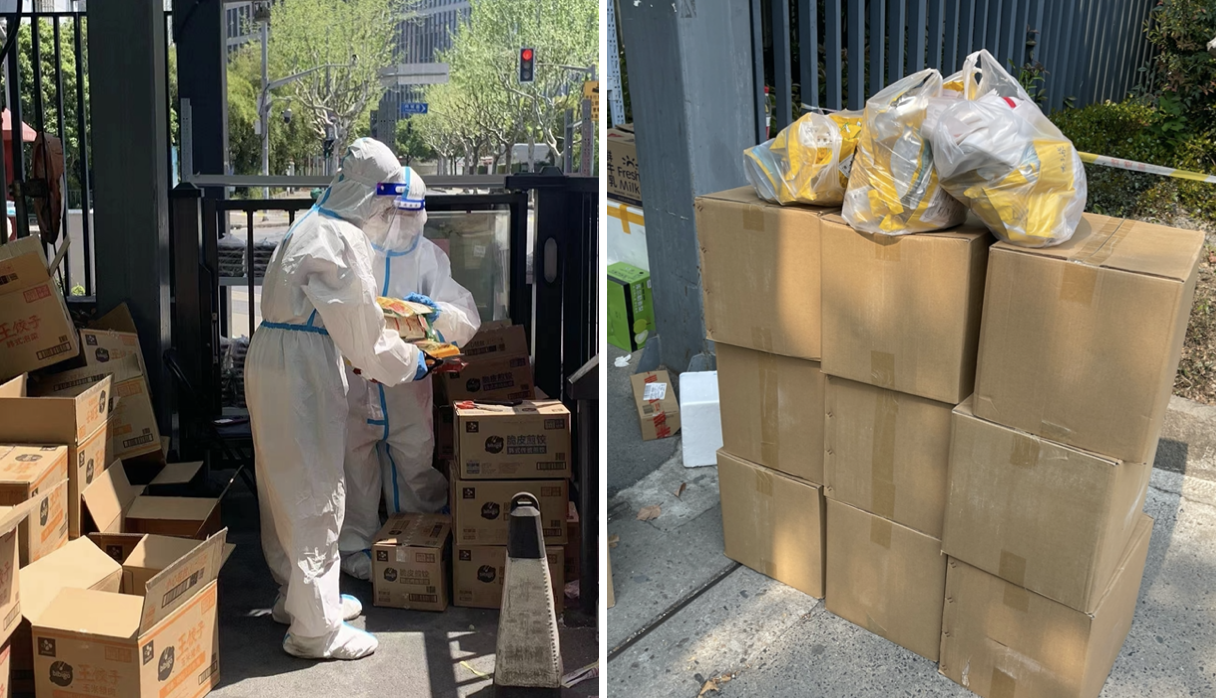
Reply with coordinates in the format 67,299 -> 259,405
519,47 -> 535,83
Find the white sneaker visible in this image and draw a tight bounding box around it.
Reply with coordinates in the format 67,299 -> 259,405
272,594 -> 363,625
340,550 -> 372,581
283,622 -> 379,660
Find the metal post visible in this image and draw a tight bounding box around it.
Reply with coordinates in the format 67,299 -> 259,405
579,98 -> 593,176
564,109 -> 574,173
260,16 -> 270,201
89,0 -> 173,432
617,0 -> 756,372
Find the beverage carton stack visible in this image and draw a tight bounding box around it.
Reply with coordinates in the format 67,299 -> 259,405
697,184 -> 1204,696
422,323 -> 571,612
938,216 -> 1203,697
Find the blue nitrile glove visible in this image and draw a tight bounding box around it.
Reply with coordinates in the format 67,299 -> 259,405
405,293 -> 441,318
414,359 -> 429,381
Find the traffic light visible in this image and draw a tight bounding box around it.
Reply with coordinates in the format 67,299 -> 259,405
519,47 -> 535,83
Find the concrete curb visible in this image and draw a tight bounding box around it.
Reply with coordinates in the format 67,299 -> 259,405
1159,395 -> 1216,483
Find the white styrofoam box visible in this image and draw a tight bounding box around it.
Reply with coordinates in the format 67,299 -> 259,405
607,200 -> 650,273
680,370 -> 723,468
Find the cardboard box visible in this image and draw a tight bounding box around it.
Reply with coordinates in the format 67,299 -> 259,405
454,400 -> 571,479
81,462 -> 223,540
453,545 -> 564,610
0,506 -> 30,647
716,344 -> 825,484
0,236 -> 78,381
696,187 -> 831,361
88,532 -> 148,564
717,450 -> 825,598
630,370 -> 680,441
607,262 -> 654,352
823,376 -> 952,537
939,514 -> 1153,698
36,353 -> 162,463
20,479 -> 68,567
0,639 -> 10,698
824,499 -> 947,661
974,214 -> 1205,465
80,303 -> 148,376
820,214 -> 991,404
460,323 -> 529,361
13,536 -> 124,695
452,477 -> 568,546
606,124 -> 641,205
438,354 -> 535,403
145,461 -> 205,497
371,513 -> 450,611
0,445 -> 67,507
942,398 -> 1151,613
435,405 -> 455,461
0,374 -> 113,539
31,532 -> 225,698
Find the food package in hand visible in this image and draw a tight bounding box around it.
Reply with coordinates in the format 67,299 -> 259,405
378,296 -> 436,341
926,50 -> 1086,248
743,110 -> 863,206
842,68 -> 968,235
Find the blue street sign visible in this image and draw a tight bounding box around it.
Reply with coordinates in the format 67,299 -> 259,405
400,102 -> 429,116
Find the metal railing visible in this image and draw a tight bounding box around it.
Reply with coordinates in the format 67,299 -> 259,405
757,0 -> 1155,140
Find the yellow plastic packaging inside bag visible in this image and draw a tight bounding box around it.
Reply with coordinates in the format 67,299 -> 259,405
743,110 -> 863,206
842,68 -> 967,235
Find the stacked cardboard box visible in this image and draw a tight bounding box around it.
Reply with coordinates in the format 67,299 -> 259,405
371,512 -> 452,611
448,399 -> 571,610
938,215 -> 1203,697
436,323 -> 535,404
696,187 -> 832,599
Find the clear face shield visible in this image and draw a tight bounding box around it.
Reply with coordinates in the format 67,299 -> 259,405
368,174 -> 427,252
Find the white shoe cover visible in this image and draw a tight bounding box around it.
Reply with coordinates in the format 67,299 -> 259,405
272,594 -> 363,625
283,622 -> 379,660
340,551 -> 372,581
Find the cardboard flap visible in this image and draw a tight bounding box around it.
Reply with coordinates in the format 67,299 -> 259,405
31,356 -> 140,396
138,528 -> 226,634
0,374 -> 111,444
0,444 -> 64,485
375,513 -> 451,548
0,501 -> 29,537
0,375 -> 24,398
21,537 -> 124,622
81,461 -> 143,534
35,587 -> 143,639
88,532 -> 148,564
88,303 -> 140,334
0,237 -> 51,294
126,496 -> 219,534
149,461 -> 204,486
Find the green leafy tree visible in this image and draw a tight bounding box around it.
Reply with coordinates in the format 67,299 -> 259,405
227,45 -> 319,185
266,0 -> 408,158
395,117 -> 435,166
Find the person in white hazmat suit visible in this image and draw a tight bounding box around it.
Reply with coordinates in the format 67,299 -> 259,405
245,138 -> 429,660
338,167 -> 481,581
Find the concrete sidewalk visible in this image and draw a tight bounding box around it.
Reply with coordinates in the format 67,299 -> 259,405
207,477 -> 598,698
607,454 -> 1216,697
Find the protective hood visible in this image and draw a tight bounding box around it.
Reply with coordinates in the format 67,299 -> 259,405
369,166 -> 428,254
317,138 -> 404,227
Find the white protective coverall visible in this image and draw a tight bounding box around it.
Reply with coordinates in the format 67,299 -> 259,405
339,167 -> 481,580
245,138 -> 427,660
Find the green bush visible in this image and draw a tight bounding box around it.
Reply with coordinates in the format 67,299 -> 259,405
1051,98 -> 1216,225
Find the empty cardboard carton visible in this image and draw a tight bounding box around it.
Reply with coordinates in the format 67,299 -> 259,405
939,514 -> 1152,698
371,513 -> 450,611
0,373 -> 113,538
943,398 -> 1151,613
717,450 -> 825,598
717,344 -> 826,484
81,462 -> 223,540
824,499 -> 947,661
13,536 -> 124,694
630,370 -> 681,441
451,477 -> 568,546
88,532 -> 149,564
31,531 -> 226,698
824,376 -> 953,537
0,236 -> 78,381
454,400 -> 571,479
460,324 -> 529,361
81,303 -> 148,375
696,187 -> 831,361
145,461 -> 206,497
820,214 -> 991,404
974,214 -> 1205,465
453,545 -> 564,610
0,504 -> 31,646
0,445 -> 69,564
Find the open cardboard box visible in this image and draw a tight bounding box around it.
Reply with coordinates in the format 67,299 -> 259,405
81,462 -> 226,539
0,236 -> 78,381
0,445 -> 69,565
31,530 -> 227,698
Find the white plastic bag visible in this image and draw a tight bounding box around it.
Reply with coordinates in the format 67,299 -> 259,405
842,68 -> 967,235
926,50 -> 1087,247
743,110 -> 863,206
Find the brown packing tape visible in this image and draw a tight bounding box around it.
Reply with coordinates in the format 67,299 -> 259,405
755,469 -> 774,496
870,517 -> 892,549
872,234 -> 901,261
865,613 -> 887,636
999,550 -> 1027,587
870,351 -> 896,389
742,204 -> 766,232
758,353 -> 780,466
1040,420 -> 1072,441
1003,584 -> 1030,613
1074,217 -> 1125,264
751,327 -> 774,352
761,559 -> 776,577
1009,435 -> 1040,469
990,668 -> 1017,698
1085,222 -> 1130,266
870,391 -> 899,518
1060,262 -> 1098,306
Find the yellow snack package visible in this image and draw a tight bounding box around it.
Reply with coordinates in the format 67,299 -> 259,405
743,109 -> 863,206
